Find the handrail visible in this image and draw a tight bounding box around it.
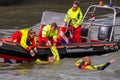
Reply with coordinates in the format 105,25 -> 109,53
82,5 -> 120,42
83,22 -> 120,27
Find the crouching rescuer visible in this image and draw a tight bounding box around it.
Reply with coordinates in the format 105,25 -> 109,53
12,28 -> 37,57
38,22 -> 60,62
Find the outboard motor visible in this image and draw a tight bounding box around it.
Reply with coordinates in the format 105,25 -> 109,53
81,24 -> 89,42
98,24 -> 113,41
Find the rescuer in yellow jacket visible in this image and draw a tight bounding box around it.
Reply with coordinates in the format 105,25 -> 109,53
75,56 -> 116,70
38,23 -> 58,47
38,23 -> 60,62
62,0 -> 83,43
12,28 -> 37,57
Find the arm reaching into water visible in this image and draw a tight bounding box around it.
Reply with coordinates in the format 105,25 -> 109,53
94,59 -> 116,70
109,59 -> 116,64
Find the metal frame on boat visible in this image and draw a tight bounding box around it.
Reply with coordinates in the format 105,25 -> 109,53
82,5 -> 120,42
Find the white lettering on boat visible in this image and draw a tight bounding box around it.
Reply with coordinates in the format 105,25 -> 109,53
66,48 -> 93,53
104,46 -> 118,50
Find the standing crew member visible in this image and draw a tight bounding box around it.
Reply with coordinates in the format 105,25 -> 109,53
63,0 -> 83,43
12,28 -> 37,57
38,23 -> 58,47
75,56 -> 116,70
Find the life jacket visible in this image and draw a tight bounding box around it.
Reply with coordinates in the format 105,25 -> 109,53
80,62 -> 88,69
75,59 -> 89,69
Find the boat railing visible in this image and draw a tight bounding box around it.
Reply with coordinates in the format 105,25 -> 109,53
82,4 -> 120,42
83,22 -> 120,27
82,22 -> 120,42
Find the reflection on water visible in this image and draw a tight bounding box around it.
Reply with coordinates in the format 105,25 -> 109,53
0,0 -> 120,80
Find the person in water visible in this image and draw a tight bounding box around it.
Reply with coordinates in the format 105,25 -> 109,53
75,56 -> 116,70
12,28 -> 37,57
36,55 -> 55,64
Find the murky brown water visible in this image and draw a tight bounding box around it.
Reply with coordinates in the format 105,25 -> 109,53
0,0 -> 120,80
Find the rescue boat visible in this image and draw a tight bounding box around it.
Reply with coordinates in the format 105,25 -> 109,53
0,4 -> 120,63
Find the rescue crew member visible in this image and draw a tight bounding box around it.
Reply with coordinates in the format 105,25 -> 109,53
63,0 -> 83,43
12,28 -> 37,57
38,23 -> 58,47
75,56 -> 116,70
38,23 -> 60,62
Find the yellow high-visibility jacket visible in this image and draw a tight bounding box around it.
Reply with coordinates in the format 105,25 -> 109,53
20,29 -> 37,51
64,7 -> 83,28
42,24 -> 58,45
